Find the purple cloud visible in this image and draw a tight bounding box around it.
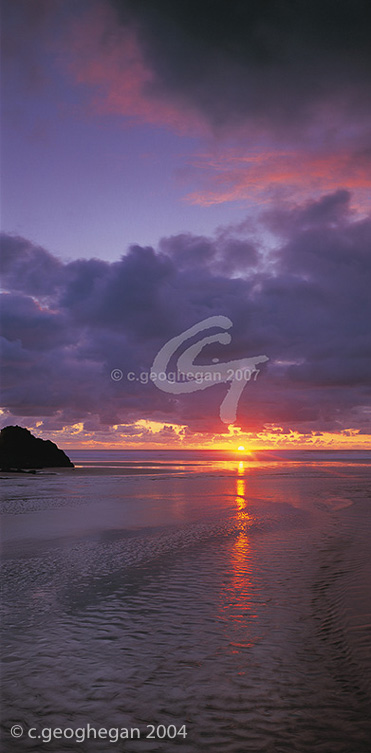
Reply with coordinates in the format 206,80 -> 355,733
1,191 -> 370,436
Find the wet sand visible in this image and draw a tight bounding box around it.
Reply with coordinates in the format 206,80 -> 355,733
1,453 -> 371,751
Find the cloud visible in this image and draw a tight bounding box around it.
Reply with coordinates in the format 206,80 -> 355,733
1,191 -> 370,439
57,0 -> 371,212
58,0 -> 371,167
0,234 -> 63,297
107,0 -> 371,136
62,1 -> 205,133
5,1 -> 370,214
184,148 -> 371,211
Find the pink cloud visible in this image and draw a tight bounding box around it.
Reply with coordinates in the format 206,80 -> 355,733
58,3 -> 371,215
62,2 -> 205,134
184,148 -> 371,210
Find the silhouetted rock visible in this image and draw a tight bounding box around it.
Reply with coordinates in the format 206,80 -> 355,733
0,425 -> 74,470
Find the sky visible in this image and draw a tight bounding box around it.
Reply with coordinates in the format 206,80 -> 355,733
1,0 -> 371,449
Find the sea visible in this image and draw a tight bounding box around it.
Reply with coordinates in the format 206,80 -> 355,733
1,449 -> 371,752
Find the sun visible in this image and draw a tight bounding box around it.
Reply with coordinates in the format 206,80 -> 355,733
237,445 -> 245,452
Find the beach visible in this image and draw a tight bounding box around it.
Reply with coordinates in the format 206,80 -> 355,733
1,450 -> 371,752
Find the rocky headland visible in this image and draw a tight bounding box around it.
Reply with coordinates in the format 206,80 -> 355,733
0,425 -> 74,470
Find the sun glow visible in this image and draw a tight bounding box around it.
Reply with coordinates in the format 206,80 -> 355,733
237,445 -> 245,452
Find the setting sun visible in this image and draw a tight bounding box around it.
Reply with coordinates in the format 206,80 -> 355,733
237,446 -> 245,452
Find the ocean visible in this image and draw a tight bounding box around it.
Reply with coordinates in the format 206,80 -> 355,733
1,450 -> 371,752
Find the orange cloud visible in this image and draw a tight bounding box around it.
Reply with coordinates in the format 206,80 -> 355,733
26,419 -> 371,451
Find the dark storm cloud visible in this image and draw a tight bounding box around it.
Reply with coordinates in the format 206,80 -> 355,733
1,191 -> 370,434
110,0 -> 371,133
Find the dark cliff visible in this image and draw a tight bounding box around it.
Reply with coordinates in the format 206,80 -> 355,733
0,425 -> 74,470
